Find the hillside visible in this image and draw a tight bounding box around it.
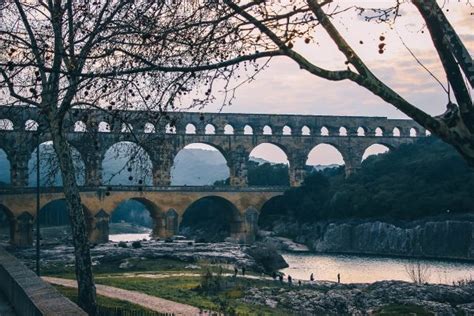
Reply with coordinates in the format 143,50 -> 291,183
261,137 -> 474,226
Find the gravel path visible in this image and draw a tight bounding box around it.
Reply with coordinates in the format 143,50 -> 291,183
43,276 -> 206,316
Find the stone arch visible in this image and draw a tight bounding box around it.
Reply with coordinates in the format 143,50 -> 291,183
224,124 -> 234,135
171,143 -> 230,186
179,196 -> 242,242
244,124 -> 253,135
263,125 -> 272,135
282,125 -> 292,135
74,121 -> 87,132
0,204 -> 14,244
98,121 -> 111,132
144,123 -> 155,133
339,126 -> 348,136
357,127 -> 366,136
248,142 -> 290,186
306,143 -> 345,168
320,126 -> 329,136
392,127 -> 401,137
102,141 -> 153,186
375,127 -> 384,137
0,119 -> 14,130
410,127 -> 418,137
0,148 -> 11,185
258,195 -> 287,230
108,197 -> 159,240
28,141 -> 86,187
25,119 -> 39,131
362,143 -> 391,161
205,124 -> 216,134
186,123 -> 197,134
301,125 -> 311,136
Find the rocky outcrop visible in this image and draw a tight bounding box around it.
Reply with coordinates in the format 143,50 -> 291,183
272,219 -> 474,260
6,239 -> 288,273
242,280 -> 474,315
245,242 -> 289,273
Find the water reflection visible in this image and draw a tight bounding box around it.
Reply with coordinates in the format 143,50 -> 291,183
109,232 -> 151,242
281,253 -> 474,285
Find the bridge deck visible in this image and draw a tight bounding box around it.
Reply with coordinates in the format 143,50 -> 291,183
0,185 -> 288,194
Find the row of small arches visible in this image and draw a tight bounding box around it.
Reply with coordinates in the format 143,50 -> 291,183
0,118 -> 427,137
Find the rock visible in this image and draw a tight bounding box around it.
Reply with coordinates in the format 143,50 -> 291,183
184,264 -> 201,270
119,259 -> 134,269
9,240 -> 266,272
259,234 -> 309,253
241,280 -> 474,315
244,242 -> 289,273
270,219 -> 474,260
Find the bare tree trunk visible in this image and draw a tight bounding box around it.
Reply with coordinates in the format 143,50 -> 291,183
50,121 -> 97,315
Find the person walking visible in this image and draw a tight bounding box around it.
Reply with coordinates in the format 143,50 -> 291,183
279,274 -> 284,283
288,275 -> 292,286
242,267 -> 246,276
337,273 -> 341,284
310,273 -> 314,282
234,266 -> 238,277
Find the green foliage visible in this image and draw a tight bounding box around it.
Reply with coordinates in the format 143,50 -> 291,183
261,138 -> 474,223
374,303 -> 433,315
248,161 -> 290,186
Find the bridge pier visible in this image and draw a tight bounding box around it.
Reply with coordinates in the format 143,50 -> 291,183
152,208 -> 179,239
88,209 -> 110,244
10,212 -> 34,247
229,148 -> 249,187
229,207 -> 259,244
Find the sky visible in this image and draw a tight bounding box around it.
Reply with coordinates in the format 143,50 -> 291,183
196,1 -> 473,164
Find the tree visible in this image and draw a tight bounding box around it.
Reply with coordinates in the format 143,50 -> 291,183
219,0 -> 473,165
0,1 -> 264,313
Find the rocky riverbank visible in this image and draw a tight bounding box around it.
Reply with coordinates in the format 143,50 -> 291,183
4,239 -> 288,273
266,218 -> 474,260
242,279 -> 474,315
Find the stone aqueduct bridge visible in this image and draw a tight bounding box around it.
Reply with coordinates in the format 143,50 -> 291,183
0,106 -> 426,246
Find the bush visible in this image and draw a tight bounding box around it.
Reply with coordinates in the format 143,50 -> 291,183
132,241 -> 142,249
118,241 -> 128,248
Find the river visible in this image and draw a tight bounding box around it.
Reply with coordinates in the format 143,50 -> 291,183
108,232 -> 473,285
281,252 -> 473,285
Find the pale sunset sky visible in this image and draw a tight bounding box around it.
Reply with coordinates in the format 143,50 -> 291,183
195,0 -> 473,165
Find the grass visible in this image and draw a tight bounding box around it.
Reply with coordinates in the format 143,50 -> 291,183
46,258 -> 292,315
96,275 -> 293,315
42,257 -> 228,278
54,285 -> 158,314
374,304 -> 434,315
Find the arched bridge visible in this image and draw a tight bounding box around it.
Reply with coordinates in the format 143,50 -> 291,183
0,106 -> 426,246
0,186 -> 284,246
0,106 -> 426,187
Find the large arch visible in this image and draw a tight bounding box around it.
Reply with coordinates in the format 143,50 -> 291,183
258,195 -> 288,230
248,143 -> 290,186
171,143 -> 230,186
306,143 -> 345,171
0,148 -> 10,186
102,141 -> 153,186
179,196 -> 241,242
28,141 -> 85,187
36,199 -> 72,240
362,144 -> 391,161
109,198 -> 157,241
